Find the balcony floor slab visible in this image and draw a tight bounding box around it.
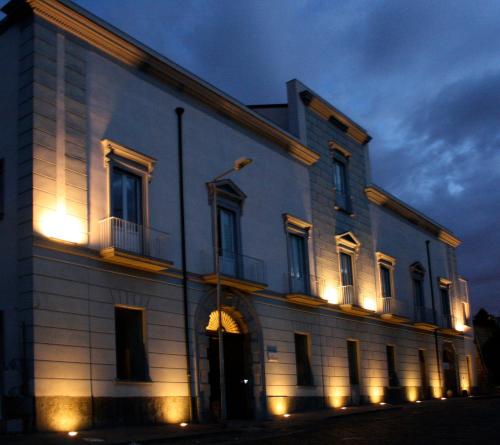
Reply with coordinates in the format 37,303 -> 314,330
100,247 -> 173,272
201,273 -> 267,293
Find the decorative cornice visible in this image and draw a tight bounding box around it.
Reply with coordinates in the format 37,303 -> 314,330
300,90 -> 371,145
335,231 -> 361,251
7,0 -> 320,167
102,139 -> 156,175
283,213 -> 312,230
365,185 -> 461,248
375,251 -> 396,266
329,141 -> 351,158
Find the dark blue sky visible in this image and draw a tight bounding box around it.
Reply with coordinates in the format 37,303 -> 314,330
3,0 -> 499,314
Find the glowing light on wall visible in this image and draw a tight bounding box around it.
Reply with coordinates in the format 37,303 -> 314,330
324,286 -> 339,304
161,398 -> 189,424
406,386 -> 419,402
368,386 -> 384,404
51,411 -> 82,432
455,321 -> 465,332
432,386 -> 443,399
38,207 -> 87,244
363,297 -> 377,312
269,396 -> 288,416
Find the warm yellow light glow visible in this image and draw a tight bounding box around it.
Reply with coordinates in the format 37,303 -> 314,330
455,322 -> 465,332
368,386 -> 384,404
68,431 -> 78,437
406,386 -> 419,402
180,422 -> 188,427
416,400 -> 422,403
38,207 -> 86,244
341,406 -> 347,410
441,397 -> 447,400
206,310 -> 240,333
269,396 -> 288,416
161,398 -> 189,424
432,386 -> 443,399
379,402 -> 386,406
324,286 -> 339,304
363,297 -> 377,312
283,413 -> 290,418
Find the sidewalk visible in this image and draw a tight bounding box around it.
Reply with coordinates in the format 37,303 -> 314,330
0,404 -> 399,445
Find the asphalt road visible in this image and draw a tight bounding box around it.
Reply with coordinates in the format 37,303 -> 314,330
161,397 -> 500,445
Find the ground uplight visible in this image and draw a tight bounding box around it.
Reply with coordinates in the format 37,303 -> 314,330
68,431 -> 78,437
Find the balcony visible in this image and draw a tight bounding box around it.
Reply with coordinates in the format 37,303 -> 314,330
379,298 -> 410,324
284,273 -> 325,307
201,250 -> 267,293
338,285 -> 373,316
99,217 -> 172,272
413,306 -> 438,331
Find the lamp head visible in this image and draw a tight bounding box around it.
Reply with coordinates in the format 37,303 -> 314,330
234,157 -> 253,171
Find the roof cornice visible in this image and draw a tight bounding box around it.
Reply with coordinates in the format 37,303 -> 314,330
365,185 -> 461,248
7,0 -> 320,166
300,90 -> 371,145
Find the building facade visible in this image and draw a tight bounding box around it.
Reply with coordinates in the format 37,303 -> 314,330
0,0 -> 475,432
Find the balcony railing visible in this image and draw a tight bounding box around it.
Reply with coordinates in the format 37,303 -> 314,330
413,306 -> 436,324
99,217 -> 169,261
218,249 -> 266,284
338,284 -> 358,305
285,273 -> 325,297
381,297 -> 408,316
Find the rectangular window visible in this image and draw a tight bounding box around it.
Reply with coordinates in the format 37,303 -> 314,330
462,302 -> 469,325
111,167 -> 143,224
440,286 -> 452,328
347,340 -> 360,386
115,307 -> 149,381
295,333 -> 314,386
340,252 -> 354,286
289,233 -> 308,294
333,159 -> 349,210
413,278 -> 424,307
418,349 -> 428,395
218,207 -> 239,277
380,265 -> 392,299
386,345 -> 399,387
0,159 -> 4,219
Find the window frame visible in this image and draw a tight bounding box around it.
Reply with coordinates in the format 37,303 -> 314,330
331,146 -> 352,214
114,305 -> 150,382
294,332 -> 314,387
103,139 -> 155,228
376,252 -> 396,301
386,344 -> 399,387
283,214 -> 312,295
347,339 -> 360,386
335,232 -> 360,302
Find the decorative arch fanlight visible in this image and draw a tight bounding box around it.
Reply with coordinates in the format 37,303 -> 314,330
206,310 -> 241,334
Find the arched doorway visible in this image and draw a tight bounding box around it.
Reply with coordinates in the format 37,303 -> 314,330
194,290 -> 266,421
442,342 -> 458,397
206,310 -> 253,419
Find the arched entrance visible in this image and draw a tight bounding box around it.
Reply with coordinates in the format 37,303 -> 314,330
442,342 -> 458,397
194,289 -> 266,421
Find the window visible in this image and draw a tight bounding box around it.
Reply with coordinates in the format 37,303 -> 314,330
386,345 -> 399,387
283,214 -> 312,295
376,252 -> 396,301
340,252 -> 354,287
115,307 -> 149,381
0,159 -> 3,220
410,263 -> 426,320
111,167 -> 143,224
218,206 -> 239,277
295,333 -> 314,386
336,232 -> 360,305
330,143 -> 351,212
418,349 -> 428,396
440,285 -> 452,328
347,340 -> 360,386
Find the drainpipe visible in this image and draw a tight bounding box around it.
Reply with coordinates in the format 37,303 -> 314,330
425,240 -> 443,395
175,107 -> 196,421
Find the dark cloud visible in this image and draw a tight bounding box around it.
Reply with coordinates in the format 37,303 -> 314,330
2,0 -> 498,313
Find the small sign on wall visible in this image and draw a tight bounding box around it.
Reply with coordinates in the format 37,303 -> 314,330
267,345 -> 278,362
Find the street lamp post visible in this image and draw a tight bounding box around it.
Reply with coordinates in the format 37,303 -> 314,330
209,157 -> 252,422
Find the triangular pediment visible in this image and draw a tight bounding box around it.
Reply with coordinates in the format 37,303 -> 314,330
335,231 -> 361,248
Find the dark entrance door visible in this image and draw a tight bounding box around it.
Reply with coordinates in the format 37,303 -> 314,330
208,333 -> 253,420
443,344 -> 458,397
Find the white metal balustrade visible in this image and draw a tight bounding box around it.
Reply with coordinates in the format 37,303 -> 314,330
381,297 -> 408,316
99,217 -> 169,261
285,273 -> 325,297
338,284 -> 357,305
218,249 -> 266,284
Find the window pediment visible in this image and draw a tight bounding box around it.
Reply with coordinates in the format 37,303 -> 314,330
335,231 -> 360,252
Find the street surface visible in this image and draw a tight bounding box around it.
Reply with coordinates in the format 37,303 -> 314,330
160,397 -> 500,445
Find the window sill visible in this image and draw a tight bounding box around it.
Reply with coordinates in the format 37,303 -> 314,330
113,378 -> 153,385
334,205 -> 355,217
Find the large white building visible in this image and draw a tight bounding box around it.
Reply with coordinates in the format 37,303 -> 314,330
0,0 -> 475,432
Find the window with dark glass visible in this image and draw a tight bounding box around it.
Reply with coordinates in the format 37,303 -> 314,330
440,286 -> 452,327
347,340 -> 360,386
380,265 -> 392,299
111,167 -> 142,224
386,345 -> 399,387
340,252 -> 354,286
295,333 -> 313,386
115,307 -> 149,381
413,278 -> 424,307
289,233 -> 308,294
419,349 -> 428,392
333,158 -> 349,211
218,206 -> 239,277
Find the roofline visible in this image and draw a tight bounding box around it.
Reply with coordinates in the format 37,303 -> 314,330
248,103 -> 288,109
291,79 -> 371,145
2,0 -> 320,166
365,184 -> 461,248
